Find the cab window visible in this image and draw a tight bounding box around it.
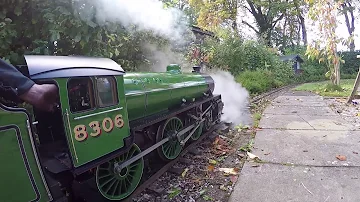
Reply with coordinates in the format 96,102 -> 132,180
96,76 -> 118,107
67,77 -> 95,113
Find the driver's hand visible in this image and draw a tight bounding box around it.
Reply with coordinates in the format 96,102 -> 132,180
19,83 -> 59,112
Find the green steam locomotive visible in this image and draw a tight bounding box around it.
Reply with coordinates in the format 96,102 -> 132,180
0,55 -> 223,201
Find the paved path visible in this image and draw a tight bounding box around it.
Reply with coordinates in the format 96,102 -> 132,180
229,91 -> 360,202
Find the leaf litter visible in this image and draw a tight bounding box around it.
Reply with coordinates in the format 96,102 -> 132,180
133,127 -> 254,202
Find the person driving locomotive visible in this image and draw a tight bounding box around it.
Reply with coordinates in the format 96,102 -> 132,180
0,58 -> 58,112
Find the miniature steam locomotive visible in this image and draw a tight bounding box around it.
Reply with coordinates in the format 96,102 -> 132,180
0,55 -> 223,201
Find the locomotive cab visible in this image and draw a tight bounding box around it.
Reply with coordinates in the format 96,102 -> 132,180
17,55 -> 133,200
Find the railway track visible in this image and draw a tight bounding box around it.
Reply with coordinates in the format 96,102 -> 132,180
250,84 -> 297,104
123,85 -> 293,201
123,122 -> 229,202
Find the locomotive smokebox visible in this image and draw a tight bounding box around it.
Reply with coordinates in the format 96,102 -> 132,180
192,66 -> 201,73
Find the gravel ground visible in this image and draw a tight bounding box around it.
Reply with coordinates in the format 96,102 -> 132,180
324,97 -> 360,129
132,86 -> 293,202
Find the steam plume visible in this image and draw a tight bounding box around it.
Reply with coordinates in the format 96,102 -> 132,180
75,0 -> 251,127
87,0 -> 188,44
209,70 -> 252,127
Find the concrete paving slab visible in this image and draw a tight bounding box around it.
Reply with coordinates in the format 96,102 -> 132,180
251,130 -> 360,166
259,114 -> 314,130
271,96 -> 327,107
282,91 -> 318,96
298,115 -> 355,130
229,163 -> 360,202
230,92 -> 360,202
263,105 -> 337,116
273,95 -> 325,102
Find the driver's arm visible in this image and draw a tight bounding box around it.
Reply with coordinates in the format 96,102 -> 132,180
0,58 -> 35,99
0,58 -> 58,112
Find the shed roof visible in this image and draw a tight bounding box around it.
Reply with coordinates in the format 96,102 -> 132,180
279,54 -> 304,63
24,55 -> 125,80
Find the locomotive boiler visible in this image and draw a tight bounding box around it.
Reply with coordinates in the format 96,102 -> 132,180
0,55 -> 223,201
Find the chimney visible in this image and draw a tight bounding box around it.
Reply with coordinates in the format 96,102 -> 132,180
192,66 -> 201,73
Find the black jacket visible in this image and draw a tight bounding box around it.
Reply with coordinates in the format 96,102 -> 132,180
0,58 -> 35,102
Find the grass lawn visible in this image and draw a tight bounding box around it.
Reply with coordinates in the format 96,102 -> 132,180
294,79 -> 355,97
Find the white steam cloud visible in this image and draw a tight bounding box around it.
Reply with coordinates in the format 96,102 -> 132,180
141,43 -> 194,72
90,0 -> 188,43
75,0 -> 251,127
209,70 -> 252,127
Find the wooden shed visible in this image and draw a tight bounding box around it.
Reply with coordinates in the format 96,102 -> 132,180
279,54 -> 304,74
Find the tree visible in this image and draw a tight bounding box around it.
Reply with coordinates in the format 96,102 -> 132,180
294,0 -> 308,45
271,0 -> 308,52
189,0 -> 239,33
0,0 -> 176,71
239,0 -> 291,46
305,0 -> 345,85
339,0 -> 356,51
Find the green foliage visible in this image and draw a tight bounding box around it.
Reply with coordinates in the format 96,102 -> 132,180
339,51 -> 360,75
284,46 -> 358,83
285,46 -> 327,82
0,0 -> 179,71
294,79 -> 355,97
235,69 -> 284,95
196,32 -> 295,94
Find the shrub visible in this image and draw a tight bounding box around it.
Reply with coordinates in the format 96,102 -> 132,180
339,51 -> 360,75
236,69 -> 284,95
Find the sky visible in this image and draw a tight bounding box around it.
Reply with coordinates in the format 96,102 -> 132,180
237,8 -> 360,52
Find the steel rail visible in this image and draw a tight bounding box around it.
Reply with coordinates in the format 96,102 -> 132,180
251,84 -> 297,104
122,121 -> 225,202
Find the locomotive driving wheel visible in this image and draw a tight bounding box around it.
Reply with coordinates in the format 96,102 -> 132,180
156,117 -> 184,161
95,144 -> 144,200
203,109 -> 213,131
190,121 -> 204,141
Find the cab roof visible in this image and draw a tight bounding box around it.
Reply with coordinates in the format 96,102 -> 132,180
24,55 -> 125,80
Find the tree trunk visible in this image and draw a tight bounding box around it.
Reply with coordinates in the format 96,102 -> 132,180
342,2 -> 355,51
335,53 -> 341,85
298,15 -> 308,45
335,62 -> 340,85
282,19 -> 287,51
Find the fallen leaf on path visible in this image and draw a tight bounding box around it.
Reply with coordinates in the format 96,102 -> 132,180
238,153 -> 246,158
247,152 -> 259,160
230,176 -> 238,184
336,155 -> 347,161
251,164 -> 260,167
219,135 -> 228,139
167,188 -> 181,199
202,195 -> 213,201
181,168 -> 189,178
219,184 -> 228,191
219,168 -> 239,175
207,165 -> 215,172
208,159 -> 217,165
264,152 -> 271,155
199,189 -> 207,196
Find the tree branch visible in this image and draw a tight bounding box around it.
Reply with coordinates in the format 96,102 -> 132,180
246,0 -> 258,15
242,20 -> 260,34
272,13 -> 285,28
243,5 -> 252,14
349,3 -> 355,31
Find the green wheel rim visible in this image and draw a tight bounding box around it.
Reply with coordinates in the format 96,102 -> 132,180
96,144 -> 144,200
191,122 -> 204,141
160,117 -> 183,160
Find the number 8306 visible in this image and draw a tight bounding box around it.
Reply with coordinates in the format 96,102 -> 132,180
74,114 -> 125,142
